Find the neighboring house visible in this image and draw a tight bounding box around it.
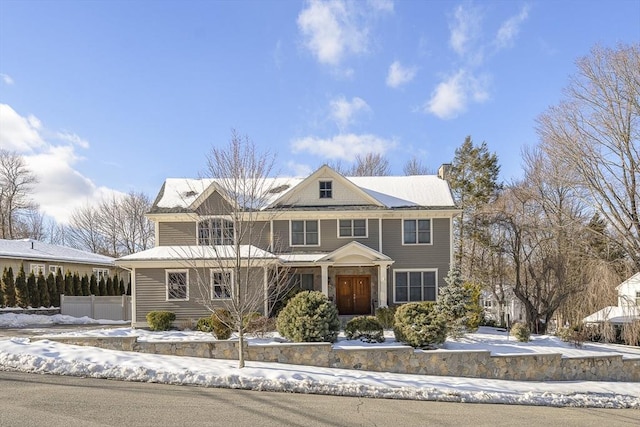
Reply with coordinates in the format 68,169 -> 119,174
117,165 -> 459,327
583,272 -> 640,324
0,238 -> 116,281
480,289 -> 526,326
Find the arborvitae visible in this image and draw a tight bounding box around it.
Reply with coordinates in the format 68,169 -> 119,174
38,273 -> 50,308
126,280 -> 131,295
55,271 -> 64,304
118,278 -> 126,295
15,266 -> 28,308
64,272 -> 74,295
89,274 -> 98,295
0,268 -> 4,307
2,267 -> 17,307
27,273 -> 39,308
106,277 -> 114,296
47,273 -> 58,307
98,277 -> 107,296
80,274 -> 90,296
74,274 -> 83,295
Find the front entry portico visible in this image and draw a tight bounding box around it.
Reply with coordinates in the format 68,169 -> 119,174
336,275 -> 371,315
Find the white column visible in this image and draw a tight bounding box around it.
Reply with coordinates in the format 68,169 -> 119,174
321,264 -> 329,297
378,263 -> 388,308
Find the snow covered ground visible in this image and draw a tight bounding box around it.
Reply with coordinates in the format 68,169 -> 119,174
1,312 -> 639,409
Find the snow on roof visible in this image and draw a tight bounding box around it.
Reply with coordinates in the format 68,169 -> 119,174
0,239 -> 115,266
583,305 -> 640,324
117,245 -> 278,262
153,173 -> 455,212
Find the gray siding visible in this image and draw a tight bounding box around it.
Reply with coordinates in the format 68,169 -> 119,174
272,218 -> 380,253
195,192 -> 234,215
134,266 -> 267,324
239,220 -> 271,249
382,218 -> 451,287
158,222 -> 196,246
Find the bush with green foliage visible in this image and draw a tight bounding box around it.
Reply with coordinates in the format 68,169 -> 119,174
435,268 -> 481,338
375,306 -> 396,329
210,308 -> 233,340
146,311 -> 176,331
196,317 -> 214,333
393,302 -> 447,348
345,316 -> 385,343
510,322 -> 531,342
276,291 -> 339,343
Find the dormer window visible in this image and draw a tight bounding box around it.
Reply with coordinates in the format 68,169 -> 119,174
319,181 -> 332,199
198,218 -> 234,245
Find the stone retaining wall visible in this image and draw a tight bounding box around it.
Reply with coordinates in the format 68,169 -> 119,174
34,336 -> 640,382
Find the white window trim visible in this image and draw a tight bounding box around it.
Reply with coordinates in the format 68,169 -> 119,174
319,180 -> 333,199
30,264 -> 45,275
401,219 -> 433,246
93,268 -> 110,280
197,217 -> 235,246
392,268 -> 438,304
210,269 -> 233,300
289,220 -> 321,247
337,218 -> 368,239
166,269 -> 189,301
49,265 -> 64,275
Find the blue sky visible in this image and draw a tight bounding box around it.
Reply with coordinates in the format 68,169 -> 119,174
0,0 -> 639,224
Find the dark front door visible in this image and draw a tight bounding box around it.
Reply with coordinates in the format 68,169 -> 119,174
336,275 -> 371,315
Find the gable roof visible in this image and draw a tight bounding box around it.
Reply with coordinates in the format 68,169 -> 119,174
616,272 -> 640,291
150,166 -> 456,213
0,239 -> 115,266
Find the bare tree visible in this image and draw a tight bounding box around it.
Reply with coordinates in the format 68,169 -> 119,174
403,156 -> 433,175
67,203 -> 108,255
537,43 -> 640,270
328,153 -> 390,176
0,149 -> 39,239
183,130 -> 292,368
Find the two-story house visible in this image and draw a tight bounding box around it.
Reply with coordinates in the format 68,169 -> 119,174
116,165 -> 459,327
583,272 -> 640,324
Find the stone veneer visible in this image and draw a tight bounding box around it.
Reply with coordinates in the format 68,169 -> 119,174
33,336 -> 640,382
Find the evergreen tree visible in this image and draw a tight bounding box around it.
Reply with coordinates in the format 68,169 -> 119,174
79,274 -> 89,295
0,268 -> 4,307
55,270 -> 64,304
14,266 -> 28,308
98,277 -> 107,296
89,274 -> 98,295
436,268 -> 474,339
27,273 -> 38,308
2,267 -> 17,307
106,277 -> 114,296
38,273 -> 49,307
125,279 -> 131,295
46,273 -> 58,307
64,271 -> 74,295
74,273 -> 82,295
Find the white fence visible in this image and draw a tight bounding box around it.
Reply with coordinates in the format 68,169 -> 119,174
60,295 -> 132,322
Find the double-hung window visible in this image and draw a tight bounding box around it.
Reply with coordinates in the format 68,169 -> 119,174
291,220 -> 319,246
30,264 -> 45,275
211,270 -> 232,299
319,181 -> 332,198
198,218 -> 234,245
403,219 -> 431,244
338,219 -> 367,238
166,270 -> 188,301
394,270 -> 437,303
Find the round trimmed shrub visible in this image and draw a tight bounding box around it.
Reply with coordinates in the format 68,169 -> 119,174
196,317 -> 214,333
375,306 -> 396,329
276,291 -> 339,343
510,322 -> 531,342
211,308 -> 233,340
345,316 -> 385,343
393,302 -> 447,348
146,311 -> 176,331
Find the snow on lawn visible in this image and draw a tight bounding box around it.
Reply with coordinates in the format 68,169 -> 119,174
1,313 -> 640,408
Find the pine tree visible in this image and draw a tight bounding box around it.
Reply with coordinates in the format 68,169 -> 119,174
38,273 -> 50,308
89,274 -> 98,295
436,268 -> 473,339
15,266 -> 28,308
27,273 -> 38,308
2,267 -> 16,307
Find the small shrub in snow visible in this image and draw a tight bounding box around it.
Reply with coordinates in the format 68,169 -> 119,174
210,308 -> 233,340
345,316 -> 385,343
244,315 -> 276,338
393,302 -> 447,348
510,322 -> 531,342
375,306 -> 396,329
196,317 -> 214,333
276,291 -> 339,343
146,311 -> 176,331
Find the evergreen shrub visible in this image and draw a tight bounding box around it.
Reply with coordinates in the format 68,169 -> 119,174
276,291 -> 339,342
375,306 -> 396,329
510,322 -> 531,342
345,316 -> 385,343
393,302 -> 447,348
210,308 -> 233,340
196,317 -> 214,333
146,311 -> 176,331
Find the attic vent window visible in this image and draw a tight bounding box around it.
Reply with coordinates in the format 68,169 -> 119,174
268,184 -> 290,194
183,190 -> 197,198
319,181 -> 332,199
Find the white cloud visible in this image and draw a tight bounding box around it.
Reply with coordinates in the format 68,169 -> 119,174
386,61 -> 417,88
495,5 -> 530,50
329,96 -> 371,130
0,104 -> 46,152
286,161 -> 313,178
449,4 -> 482,57
297,0 -> 392,67
291,133 -> 396,161
0,73 -> 14,85
0,103 -> 118,224
425,70 -> 489,120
